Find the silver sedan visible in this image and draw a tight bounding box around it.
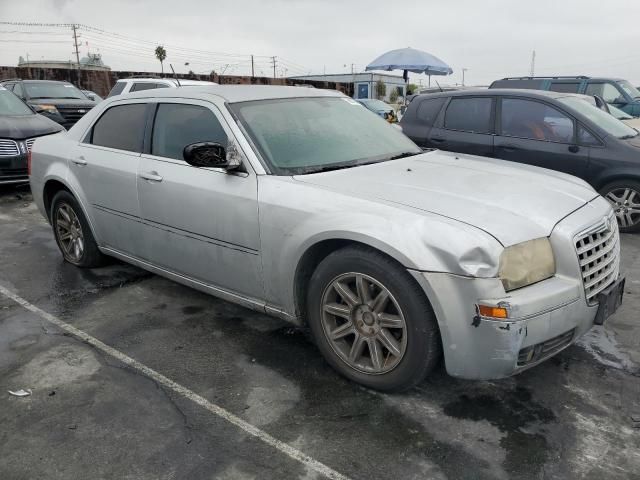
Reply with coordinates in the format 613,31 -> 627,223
29,85 -> 624,391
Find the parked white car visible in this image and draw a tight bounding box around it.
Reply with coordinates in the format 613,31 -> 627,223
29,85 -> 624,391
106,77 -> 216,97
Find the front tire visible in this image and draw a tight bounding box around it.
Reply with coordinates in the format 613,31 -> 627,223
306,245 -> 441,392
51,191 -> 106,267
600,180 -> 640,233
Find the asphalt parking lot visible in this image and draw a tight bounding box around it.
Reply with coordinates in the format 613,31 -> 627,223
1,184 -> 639,480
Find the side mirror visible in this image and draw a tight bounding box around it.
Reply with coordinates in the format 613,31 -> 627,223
183,142 -> 241,170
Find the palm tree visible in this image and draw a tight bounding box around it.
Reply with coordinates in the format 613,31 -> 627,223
155,45 -> 167,74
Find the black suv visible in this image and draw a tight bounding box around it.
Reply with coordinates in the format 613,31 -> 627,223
0,79 -> 96,129
0,86 -> 64,185
400,89 -> 640,232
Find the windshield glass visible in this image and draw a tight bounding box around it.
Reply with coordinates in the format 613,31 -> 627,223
230,97 -> 420,175
0,88 -> 33,115
24,82 -> 86,100
559,96 -> 638,139
617,80 -> 640,100
359,99 -> 392,111
608,104 -> 633,120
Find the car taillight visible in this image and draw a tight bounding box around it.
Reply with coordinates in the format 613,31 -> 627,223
27,150 -> 32,176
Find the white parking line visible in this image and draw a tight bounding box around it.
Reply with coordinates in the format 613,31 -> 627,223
0,284 -> 352,480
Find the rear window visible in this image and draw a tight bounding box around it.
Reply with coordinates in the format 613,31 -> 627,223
131,82 -> 161,92
106,81 -> 126,98
490,79 -> 544,90
549,82 -> 581,93
416,97 -> 446,126
90,104 -> 147,152
444,97 -> 493,133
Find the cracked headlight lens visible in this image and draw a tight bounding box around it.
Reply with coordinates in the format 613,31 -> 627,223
498,238 -> 555,291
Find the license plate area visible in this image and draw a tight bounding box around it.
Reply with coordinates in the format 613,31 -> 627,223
594,276 -> 625,325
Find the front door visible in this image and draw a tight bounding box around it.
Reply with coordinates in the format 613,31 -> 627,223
137,100 -> 263,301
73,101 -> 148,256
494,97 -> 589,178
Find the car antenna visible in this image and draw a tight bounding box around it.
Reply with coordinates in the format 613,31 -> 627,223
435,80 -> 443,92
169,64 -> 181,87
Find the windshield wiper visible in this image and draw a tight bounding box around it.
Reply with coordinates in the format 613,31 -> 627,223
306,164 -> 358,174
619,134 -> 638,140
387,151 -> 420,160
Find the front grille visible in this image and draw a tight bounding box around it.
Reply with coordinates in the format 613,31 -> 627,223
517,328 -> 575,366
0,167 -> 27,176
575,215 -> 620,305
25,138 -> 35,152
57,106 -> 92,126
0,139 -> 19,157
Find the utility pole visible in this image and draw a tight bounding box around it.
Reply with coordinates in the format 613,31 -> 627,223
530,50 -> 536,77
271,56 -> 277,79
251,55 -> 254,78
462,68 -> 468,86
72,24 -> 82,88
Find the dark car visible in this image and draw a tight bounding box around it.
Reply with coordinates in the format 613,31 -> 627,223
0,86 -> 64,185
0,79 -> 97,129
400,89 -> 640,232
489,76 -> 640,117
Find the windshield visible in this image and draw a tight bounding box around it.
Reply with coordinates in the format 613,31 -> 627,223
559,96 -> 638,139
24,82 -> 86,100
230,97 -> 420,175
0,88 -> 34,115
617,80 -> 640,100
359,99 -> 392,111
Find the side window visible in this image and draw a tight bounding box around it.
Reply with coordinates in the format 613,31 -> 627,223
501,98 -> 574,143
549,82 -> 580,93
3,83 -> 15,92
154,83 -> 170,89
151,103 -> 228,161
13,83 -> 24,98
90,104 -> 147,152
578,125 -> 602,146
106,81 -> 126,98
444,97 -> 493,133
416,97 -> 446,126
586,83 -> 624,103
130,82 -> 159,92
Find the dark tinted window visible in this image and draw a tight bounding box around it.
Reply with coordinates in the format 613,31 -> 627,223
490,79 -> 544,89
578,125 -> 602,146
106,81 -> 126,98
91,104 -> 146,152
416,97 -> 446,126
444,97 -> 493,133
549,82 -> 580,93
130,82 -> 160,92
152,104 -> 227,161
501,98 -> 574,142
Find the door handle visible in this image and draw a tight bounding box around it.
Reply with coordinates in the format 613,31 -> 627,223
499,144 -> 518,152
72,156 -> 87,166
568,145 -> 580,153
140,171 -> 163,182
431,136 -> 446,143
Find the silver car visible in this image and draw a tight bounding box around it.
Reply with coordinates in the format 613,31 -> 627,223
29,86 -> 625,391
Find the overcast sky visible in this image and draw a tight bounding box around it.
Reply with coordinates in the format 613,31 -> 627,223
2,0 -> 640,86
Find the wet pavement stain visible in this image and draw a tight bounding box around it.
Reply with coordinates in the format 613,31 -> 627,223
443,386 -> 555,477
182,305 -> 205,315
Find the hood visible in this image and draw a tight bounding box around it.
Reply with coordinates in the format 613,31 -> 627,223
621,118 -> 640,131
0,113 -> 64,139
294,150 -> 599,246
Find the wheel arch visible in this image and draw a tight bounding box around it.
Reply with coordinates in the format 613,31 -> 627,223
593,172 -> 640,192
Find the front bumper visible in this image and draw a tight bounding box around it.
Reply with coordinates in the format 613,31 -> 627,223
411,195 -> 619,380
0,153 -> 28,185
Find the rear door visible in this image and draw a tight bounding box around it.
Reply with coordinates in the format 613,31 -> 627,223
427,96 -> 495,156
74,100 -> 148,256
401,97 -> 446,147
494,97 -> 589,178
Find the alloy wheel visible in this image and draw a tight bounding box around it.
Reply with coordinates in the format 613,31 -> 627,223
55,203 -> 84,262
320,272 -> 407,375
605,187 -> 640,229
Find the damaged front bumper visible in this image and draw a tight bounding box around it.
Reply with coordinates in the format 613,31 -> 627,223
412,271 -> 596,379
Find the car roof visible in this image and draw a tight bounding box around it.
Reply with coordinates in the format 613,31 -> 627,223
414,88 -> 573,101
494,76 -> 624,82
112,85 -> 344,103
118,78 -> 215,86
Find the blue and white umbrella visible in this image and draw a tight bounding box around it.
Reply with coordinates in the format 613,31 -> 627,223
365,47 -> 453,83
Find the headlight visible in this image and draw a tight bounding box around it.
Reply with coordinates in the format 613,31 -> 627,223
498,238 -> 555,291
34,104 -> 60,115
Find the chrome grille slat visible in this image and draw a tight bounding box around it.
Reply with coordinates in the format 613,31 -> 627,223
25,138 -> 35,152
0,139 -> 19,156
575,215 -> 620,305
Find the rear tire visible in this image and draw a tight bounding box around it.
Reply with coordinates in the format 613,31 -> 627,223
306,245 -> 441,392
600,180 -> 640,233
51,191 -> 106,267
